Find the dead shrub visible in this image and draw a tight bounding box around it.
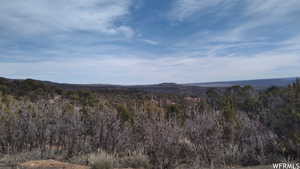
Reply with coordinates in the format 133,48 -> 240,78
89,151 -> 117,169
119,150 -> 150,169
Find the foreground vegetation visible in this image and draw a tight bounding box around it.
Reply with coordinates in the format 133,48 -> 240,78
0,78 -> 299,169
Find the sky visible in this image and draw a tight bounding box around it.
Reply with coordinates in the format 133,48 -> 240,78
0,0 -> 300,84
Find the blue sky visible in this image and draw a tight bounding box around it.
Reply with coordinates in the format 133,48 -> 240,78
0,0 -> 300,84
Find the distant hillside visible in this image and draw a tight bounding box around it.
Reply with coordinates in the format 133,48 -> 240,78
0,77 -> 298,97
187,77 -> 298,88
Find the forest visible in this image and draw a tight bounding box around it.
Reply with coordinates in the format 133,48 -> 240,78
0,77 -> 299,169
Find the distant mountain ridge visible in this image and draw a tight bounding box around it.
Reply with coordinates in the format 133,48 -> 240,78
186,77 -> 298,88
0,77 -> 298,96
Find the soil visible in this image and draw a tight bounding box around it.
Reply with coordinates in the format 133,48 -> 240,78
17,160 -> 89,169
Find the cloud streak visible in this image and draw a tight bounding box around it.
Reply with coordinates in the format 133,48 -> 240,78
1,48 -> 299,84
0,0 -> 133,36
169,0 -> 224,21
170,0 -> 300,21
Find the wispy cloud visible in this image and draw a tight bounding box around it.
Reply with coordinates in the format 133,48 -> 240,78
169,0 -> 224,21
142,39 -> 159,45
245,0 -> 300,18
1,47 -> 299,84
170,0 -> 300,22
0,0 -> 133,37
170,0 -> 300,53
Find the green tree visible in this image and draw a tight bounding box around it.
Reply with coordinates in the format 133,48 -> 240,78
116,104 -> 134,124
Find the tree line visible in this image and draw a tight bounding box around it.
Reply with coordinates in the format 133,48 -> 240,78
0,78 -> 299,168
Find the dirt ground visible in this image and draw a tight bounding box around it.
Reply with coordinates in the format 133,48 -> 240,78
0,159 -> 273,169
17,160 -> 89,169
